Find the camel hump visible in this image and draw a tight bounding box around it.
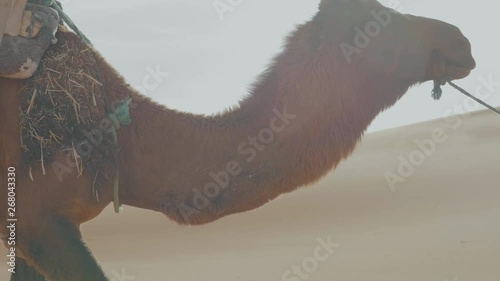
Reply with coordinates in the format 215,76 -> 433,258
0,1 -> 59,79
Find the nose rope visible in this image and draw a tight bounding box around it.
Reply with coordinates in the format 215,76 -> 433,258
432,78 -> 500,116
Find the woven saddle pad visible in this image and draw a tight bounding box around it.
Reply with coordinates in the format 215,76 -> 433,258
0,3 -> 59,79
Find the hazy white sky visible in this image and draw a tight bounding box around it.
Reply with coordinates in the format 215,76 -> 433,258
64,0 -> 499,132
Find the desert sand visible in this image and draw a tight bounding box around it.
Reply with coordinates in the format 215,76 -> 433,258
2,108 -> 499,281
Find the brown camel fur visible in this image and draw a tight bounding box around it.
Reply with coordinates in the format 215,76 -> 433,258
0,1 -> 476,280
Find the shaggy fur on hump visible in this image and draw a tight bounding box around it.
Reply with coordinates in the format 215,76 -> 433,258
19,27 -> 117,194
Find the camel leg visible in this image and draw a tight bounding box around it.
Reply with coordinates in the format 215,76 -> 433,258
17,217 -> 109,281
10,258 -> 46,281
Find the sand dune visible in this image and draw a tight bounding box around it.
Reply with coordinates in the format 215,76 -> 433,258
2,109 -> 499,281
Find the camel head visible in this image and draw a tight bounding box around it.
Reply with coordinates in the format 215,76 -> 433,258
318,0 -> 476,84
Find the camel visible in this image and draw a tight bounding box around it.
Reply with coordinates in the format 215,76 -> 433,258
0,0 -> 476,280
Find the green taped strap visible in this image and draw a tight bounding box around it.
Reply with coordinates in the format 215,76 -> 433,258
109,99 -> 132,130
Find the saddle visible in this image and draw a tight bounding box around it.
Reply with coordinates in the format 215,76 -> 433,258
0,1 -> 59,79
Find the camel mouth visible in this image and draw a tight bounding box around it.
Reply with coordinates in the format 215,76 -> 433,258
444,56 -> 476,71
443,57 -> 475,80
428,51 -> 476,81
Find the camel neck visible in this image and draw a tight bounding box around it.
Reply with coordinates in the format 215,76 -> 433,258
109,18 -> 409,224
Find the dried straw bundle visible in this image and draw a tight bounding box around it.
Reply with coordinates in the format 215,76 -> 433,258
19,28 -> 116,193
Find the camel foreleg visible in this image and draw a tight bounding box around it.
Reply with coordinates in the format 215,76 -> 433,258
15,217 -> 109,281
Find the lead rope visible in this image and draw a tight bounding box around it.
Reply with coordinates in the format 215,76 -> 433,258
49,2 -> 92,45
432,78 -> 500,116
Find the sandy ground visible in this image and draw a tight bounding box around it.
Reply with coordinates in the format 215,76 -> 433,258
1,109 -> 499,281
